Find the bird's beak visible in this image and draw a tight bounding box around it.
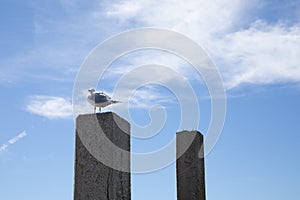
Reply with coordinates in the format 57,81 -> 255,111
111,100 -> 121,104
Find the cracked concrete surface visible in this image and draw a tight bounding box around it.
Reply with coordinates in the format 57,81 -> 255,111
176,131 -> 206,200
74,112 -> 131,200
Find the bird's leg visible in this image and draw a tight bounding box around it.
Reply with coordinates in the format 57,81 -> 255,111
99,107 -> 101,113
94,106 -> 96,113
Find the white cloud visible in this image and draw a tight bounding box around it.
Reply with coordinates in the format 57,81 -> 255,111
125,85 -> 177,109
103,0 -> 300,89
0,131 -> 27,153
8,131 -> 27,144
215,21 -> 300,88
6,0 -> 299,91
26,96 -> 73,119
0,144 -> 8,152
105,0 -> 243,39
103,50 -> 195,81
106,1 -> 141,20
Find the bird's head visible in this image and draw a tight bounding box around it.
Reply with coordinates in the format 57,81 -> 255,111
88,88 -> 95,94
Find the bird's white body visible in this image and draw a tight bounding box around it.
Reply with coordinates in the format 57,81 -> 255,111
87,88 -> 120,113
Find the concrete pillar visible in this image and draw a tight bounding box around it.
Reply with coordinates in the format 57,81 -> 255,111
74,112 -> 131,200
176,131 -> 206,200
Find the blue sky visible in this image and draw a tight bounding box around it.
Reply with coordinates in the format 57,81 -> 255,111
0,0 -> 300,199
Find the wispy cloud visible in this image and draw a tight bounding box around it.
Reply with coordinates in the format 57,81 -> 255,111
3,0 -> 299,92
26,96 -> 73,119
216,20 -> 300,88
103,0 -> 300,89
0,144 -> 8,152
0,131 -> 27,153
125,85 -> 177,109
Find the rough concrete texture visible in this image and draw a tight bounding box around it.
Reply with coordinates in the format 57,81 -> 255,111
74,112 -> 131,200
176,131 -> 206,200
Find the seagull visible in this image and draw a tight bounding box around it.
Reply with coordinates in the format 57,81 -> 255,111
87,88 -> 121,113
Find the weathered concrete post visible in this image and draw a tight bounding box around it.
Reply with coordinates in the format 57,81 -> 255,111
74,112 -> 131,200
176,130 -> 206,200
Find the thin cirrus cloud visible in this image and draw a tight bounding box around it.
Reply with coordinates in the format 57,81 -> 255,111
26,96 -> 73,119
0,131 -> 27,153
